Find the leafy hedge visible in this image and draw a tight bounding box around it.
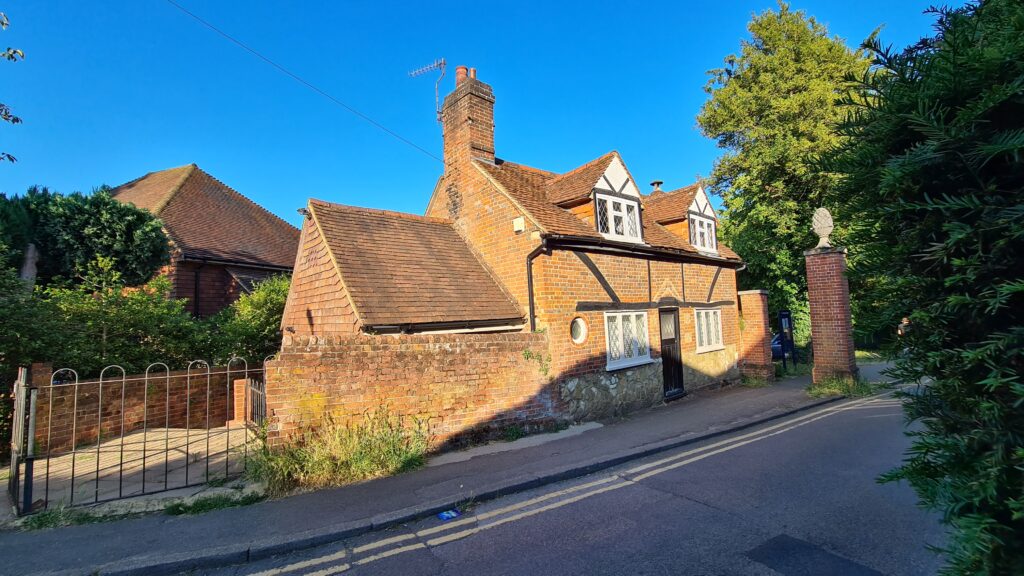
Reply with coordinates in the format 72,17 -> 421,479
832,2 -> 1024,573
0,257 -> 291,451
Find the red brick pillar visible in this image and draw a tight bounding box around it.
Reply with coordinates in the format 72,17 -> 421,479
804,247 -> 857,383
229,378 -> 247,425
29,362 -> 53,451
738,290 -> 773,382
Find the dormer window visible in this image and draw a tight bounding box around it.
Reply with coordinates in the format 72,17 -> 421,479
690,214 -> 717,253
595,193 -> 642,243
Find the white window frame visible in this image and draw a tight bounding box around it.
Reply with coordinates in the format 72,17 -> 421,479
689,214 -> 718,253
694,308 -> 724,353
595,192 -> 643,244
604,311 -> 652,370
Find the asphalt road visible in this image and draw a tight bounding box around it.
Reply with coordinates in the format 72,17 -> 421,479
198,392 -> 945,576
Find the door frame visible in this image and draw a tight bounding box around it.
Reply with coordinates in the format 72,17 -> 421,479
659,307 -> 685,400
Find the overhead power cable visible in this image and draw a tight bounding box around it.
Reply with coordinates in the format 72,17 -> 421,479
163,0 -> 443,163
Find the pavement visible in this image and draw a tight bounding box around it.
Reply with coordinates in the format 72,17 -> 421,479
196,384 -> 943,575
0,365 -> 893,576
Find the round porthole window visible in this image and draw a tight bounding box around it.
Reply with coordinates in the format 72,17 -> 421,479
570,317 -> 588,344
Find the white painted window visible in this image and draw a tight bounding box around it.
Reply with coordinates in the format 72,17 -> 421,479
694,308 -> 724,353
690,215 -> 717,253
604,311 -> 651,370
595,193 -> 642,243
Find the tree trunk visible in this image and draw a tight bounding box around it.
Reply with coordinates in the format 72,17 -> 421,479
18,242 -> 38,289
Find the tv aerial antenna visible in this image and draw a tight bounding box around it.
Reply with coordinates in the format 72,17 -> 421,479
409,58 -> 446,123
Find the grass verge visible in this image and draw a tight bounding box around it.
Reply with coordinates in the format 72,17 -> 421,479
807,376 -> 888,399
20,506 -> 109,530
741,375 -> 771,388
164,492 -> 265,516
247,407 -> 428,497
854,349 -> 887,363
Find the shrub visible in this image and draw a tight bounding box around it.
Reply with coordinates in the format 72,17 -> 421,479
205,275 -> 290,364
0,249 -> 57,448
831,2 -> 1024,572
247,408 -> 428,496
39,257 -> 201,375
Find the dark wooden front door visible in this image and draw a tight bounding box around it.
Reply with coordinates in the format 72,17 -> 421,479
660,308 -> 685,399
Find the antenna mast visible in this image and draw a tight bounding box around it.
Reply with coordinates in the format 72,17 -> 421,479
408,58 -> 446,123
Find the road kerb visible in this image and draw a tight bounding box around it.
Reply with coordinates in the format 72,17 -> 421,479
60,395 -> 848,576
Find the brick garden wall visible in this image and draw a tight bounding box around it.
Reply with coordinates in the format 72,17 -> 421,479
264,332 -> 557,448
30,363 -> 251,454
738,290 -> 773,381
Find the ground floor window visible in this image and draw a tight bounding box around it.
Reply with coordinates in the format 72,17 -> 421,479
694,308 -> 723,353
604,311 -> 650,369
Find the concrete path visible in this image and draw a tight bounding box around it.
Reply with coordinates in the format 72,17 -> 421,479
18,426 -> 252,509
0,366 -> 892,576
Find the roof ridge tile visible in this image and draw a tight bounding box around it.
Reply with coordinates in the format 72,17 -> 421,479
309,198 -> 453,225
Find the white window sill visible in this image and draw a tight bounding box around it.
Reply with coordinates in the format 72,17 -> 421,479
606,357 -> 654,371
599,232 -> 645,245
695,345 -> 725,355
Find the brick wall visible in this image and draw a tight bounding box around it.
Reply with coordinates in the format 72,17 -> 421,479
280,218 -> 360,336
535,251 -> 742,397
804,247 -> 857,382
166,261 -> 235,317
264,332 -> 556,448
31,363 -> 244,454
738,290 -> 774,381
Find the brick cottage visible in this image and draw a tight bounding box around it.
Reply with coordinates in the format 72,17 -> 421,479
112,164 -> 300,317
266,66 -> 772,446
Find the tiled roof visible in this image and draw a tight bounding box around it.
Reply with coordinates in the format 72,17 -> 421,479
475,157 -> 741,262
111,165 -> 300,269
544,152 -> 617,205
308,199 -> 523,327
643,184 -> 701,224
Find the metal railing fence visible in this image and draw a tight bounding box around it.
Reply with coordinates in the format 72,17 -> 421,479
6,358 -> 268,515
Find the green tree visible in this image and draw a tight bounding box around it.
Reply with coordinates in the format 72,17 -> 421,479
697,2 -> 872,343
0,243 -> 56,445
830,1 -> 1024,572
0,187 -> 170,286
0,11 -> 24,163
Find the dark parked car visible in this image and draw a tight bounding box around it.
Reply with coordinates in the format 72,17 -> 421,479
771,333 -> 784,360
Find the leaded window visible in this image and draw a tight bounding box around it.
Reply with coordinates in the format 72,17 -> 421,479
690,214 -> 717,253
694,308 -> 723,353
595,192 -> 642,243
605,311 -> 651,369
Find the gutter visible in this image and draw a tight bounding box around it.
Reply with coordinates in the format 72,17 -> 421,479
180,255 -> 293,273
365,317 -> 525,335
543,234 -> 744,268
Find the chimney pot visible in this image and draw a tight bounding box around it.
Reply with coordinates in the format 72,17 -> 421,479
469,67 -> 477,79
650,180 -> 664,193
455,65 -> 468,85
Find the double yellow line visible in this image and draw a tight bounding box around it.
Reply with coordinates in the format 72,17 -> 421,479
246,392 -> 896,576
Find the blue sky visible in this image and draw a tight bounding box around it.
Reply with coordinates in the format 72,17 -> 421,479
2,1 -> 945,227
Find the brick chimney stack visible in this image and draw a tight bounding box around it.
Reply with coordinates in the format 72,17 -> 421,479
441,65 -> 496,170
